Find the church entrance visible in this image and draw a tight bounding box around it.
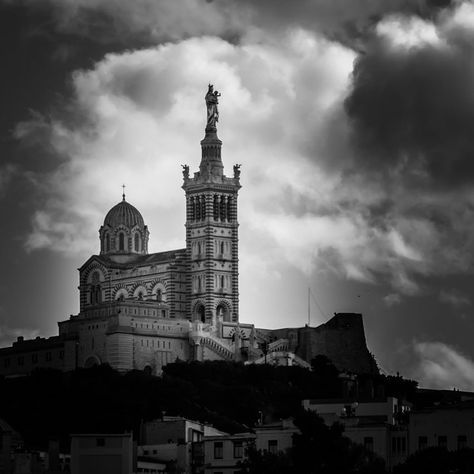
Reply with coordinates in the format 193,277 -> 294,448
216,303 -> 230,322
84,355 -> 100,368
195,304 -> 206,323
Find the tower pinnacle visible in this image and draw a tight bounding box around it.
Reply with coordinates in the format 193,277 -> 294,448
200,84 -> 223,180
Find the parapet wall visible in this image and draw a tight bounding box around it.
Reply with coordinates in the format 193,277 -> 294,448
259,313 -> 378,375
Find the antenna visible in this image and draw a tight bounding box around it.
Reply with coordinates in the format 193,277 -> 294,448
307,287 -> 310,326
308,287 -> 327,324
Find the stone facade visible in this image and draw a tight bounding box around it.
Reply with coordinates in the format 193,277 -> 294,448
0,88 -> 379,377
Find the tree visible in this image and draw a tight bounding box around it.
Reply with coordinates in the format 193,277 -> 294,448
239,410 -> 386,474
394,447 -> 474,474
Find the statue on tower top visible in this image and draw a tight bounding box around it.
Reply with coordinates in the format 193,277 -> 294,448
205,84 -> 221,129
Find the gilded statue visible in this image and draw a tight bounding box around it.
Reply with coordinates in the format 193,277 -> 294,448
205,84 -> 221,128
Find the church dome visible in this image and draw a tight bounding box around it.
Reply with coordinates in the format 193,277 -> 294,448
99,195 -> 149,256
103,199 -> 145,229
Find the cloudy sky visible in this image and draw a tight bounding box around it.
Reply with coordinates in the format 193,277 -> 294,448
3,0 -> 474,389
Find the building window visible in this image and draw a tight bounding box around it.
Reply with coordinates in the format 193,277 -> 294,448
220,195 -> 226,221
196,196 -> 201,220
268,440 -> 278,454
227,196 -> 232,221
214,195 -> 219,220
105,233 -> 110,252
46,352 -> 52,362
96,438 -> 105,447
438,435 -> 447,449
233,440 -> 243,458
4,358 -> 10,368
201,195 -> 206,218
119,233 -> 125,251
59,350 -> 64,360
134,233 -> 140,252
457,435 -> 467,450
418,436 -> 428,450
18,356 -> 24,366
364,437 -> 374,452
190,196 -> 195,221
32,354 -> 38,364
156,289 -> 162,302
214,441 -> 223,459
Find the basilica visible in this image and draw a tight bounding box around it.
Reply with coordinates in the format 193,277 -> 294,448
0,87 -> 378,377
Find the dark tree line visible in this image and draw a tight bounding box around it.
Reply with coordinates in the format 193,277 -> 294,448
238,410 -> 385,474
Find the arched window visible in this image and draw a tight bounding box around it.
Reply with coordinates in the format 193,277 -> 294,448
213,195 -> 219,220
91,271 -> 100,284
220,195 -> 226,221
156,289 -> 162,302
119,233 -> 125,251
190,197 -> 195,221
134,233 -> 140,252
227,197 -> 232,221
196,196 -> 201,220
91,285 -> 101,305
105,233 -> 110,252
201,195 -> 206,219
220,242 -> 224,255
220,275 -> 225,289
216,303 -> 230,322
196,305 -> 205,323
198,242 -> 202,255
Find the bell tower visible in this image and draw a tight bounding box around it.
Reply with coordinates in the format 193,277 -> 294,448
182,85 -> 241,324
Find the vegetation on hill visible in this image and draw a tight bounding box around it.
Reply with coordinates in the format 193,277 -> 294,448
0,356 -> 417,457
393,447 -> 474,474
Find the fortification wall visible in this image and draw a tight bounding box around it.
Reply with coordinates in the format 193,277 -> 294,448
260,313 -> 378,375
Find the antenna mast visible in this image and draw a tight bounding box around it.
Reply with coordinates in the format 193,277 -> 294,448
307,287 -> 310,326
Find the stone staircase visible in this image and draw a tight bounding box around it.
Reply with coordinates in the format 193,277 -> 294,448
268,338 -> 289,352
250,351 -> 311,369
200,333 -> 235,360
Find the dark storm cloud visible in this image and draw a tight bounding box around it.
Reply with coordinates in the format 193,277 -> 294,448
344,14 -> 474,187
1,0 -> 455,48
235,0 -> 454,43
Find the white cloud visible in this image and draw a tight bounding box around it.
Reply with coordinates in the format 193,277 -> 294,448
376,15 -> 443,50
16,33 -> 358,265
412,341 -> 474,390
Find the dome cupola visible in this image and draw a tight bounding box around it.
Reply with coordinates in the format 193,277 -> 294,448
104,199 -> 145,229
99,191 -> 149,255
